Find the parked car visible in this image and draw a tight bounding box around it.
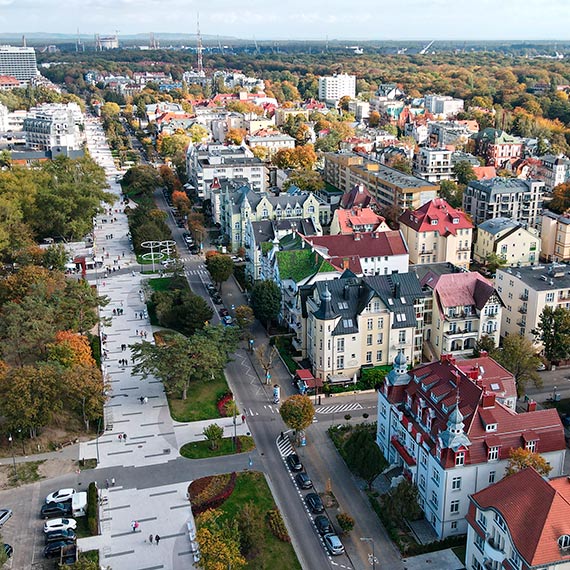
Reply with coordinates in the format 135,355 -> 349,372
44,518 -> 77,534
536,362 -> 547,371
206,284 -> 217,293
219,308 -> 229,318
295,472 -> 313,489
212,295 -> 223,305
40,503 -> 71,519
286,453 -> 303,472
305,493 -> 324,514
3,543 -> 12,559
43,540 -> 76,559
222,315 -> 234,326
314,515 -> 333,535
0,508 -> 12,528
323,533 -> 344,555
45,489 -> 76,504
190,246 -> 200,254
45,529 -> 77,544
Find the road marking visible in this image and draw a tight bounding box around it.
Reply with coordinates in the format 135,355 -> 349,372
315,402 -> 363,415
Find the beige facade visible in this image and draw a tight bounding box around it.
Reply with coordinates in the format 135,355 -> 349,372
541,210 -> 570,262
474,218 -> 540,266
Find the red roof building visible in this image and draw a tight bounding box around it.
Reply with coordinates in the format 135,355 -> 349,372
0,75 -> 20,90
339,184 -> 382,212
466,467 -> 570,569
377,353 -> 565,539
330,206 -> 390,236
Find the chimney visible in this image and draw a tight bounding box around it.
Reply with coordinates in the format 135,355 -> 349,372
394,282 -> 401,298
468,368 -> 478,380
479,350 -> 488,357
482,391 -> 496,408
343,285 -> 350,299
354,232 -> 361,241
342,258 -> 349,270
358,184 -> 364,194
527,400 -> 537,412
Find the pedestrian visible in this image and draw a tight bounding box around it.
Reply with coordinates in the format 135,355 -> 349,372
280,431 -> 284,440
149,534 -> 154,544
118,434 -> 123,442
131,521 -> 136,532
123,433 -> 127,442
242,414 -> 246,424
144,397 -> 148,405
105,478 -> 109,489
155,534 -> 160,545
136,329 -> 138,335
140,396 -> 144,405
111,477 -> 115,486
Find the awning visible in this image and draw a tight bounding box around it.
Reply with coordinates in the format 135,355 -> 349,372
391,436 -> 417,466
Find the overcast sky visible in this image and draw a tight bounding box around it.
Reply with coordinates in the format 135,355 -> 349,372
0,0 -> 568,41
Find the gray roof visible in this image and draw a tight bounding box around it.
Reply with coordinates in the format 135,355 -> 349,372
478,217 -> 521,235
467,177 -> 543,196
411,262 -> 467,283
250,221 -> 274,245
543,210 -> 570,225
499,263 -> 570,292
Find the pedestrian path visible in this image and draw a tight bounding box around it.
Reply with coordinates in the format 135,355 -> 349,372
314,402 -> 363,415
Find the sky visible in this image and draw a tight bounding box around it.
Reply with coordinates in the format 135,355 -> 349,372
0,0 -> 569,41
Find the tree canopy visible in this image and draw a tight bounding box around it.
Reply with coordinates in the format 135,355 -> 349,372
279,395 -> 315,433
534,306 -> 570,364
505,448 -> 552,477
250,280 -> 281,328
206,254 -> 234,290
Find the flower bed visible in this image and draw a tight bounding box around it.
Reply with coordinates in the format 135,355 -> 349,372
216,392 -> 234,417
189,472 -> 237,515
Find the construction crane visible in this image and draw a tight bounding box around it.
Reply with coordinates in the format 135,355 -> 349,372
419,40 -> 434,55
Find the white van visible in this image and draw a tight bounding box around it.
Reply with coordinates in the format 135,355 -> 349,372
71,492 -> 87,517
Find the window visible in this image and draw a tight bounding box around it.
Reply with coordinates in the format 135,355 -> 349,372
377,333 -> 384,344
431,490 -> 438,507
474,534 -> 485,554
488,446 -> 499,461
526,440 -> 536,453
374,302 -> 381,312
367,318 -> 373,330
451,521 -> 457,530
495,513 -> 507,532
398,330 -> 406,343
421,451 -> 427,466
509,551 -> 522,569
450,500 -> 460,514
451,477 -> 461,490
489,471 -> 496,484
336,356 -> 344,370
337,338 -> 345,352
366,351 -> 372,363
546,292 -> 555,303
432,468 -> 440,484
455,451 -> 465,466
380,403 -> 387,417
366,334 -> 373,346
477,511 -> 487,530
376,350 -> 383,362
419,474 -> 426,489
377,317 -> 383,328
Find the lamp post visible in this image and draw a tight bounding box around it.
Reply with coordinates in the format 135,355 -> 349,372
7,434 -> 16,479
360,537 -> 375,570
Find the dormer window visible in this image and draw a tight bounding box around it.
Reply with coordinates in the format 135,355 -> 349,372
455,451 -> 465,466
431,219 -> 438,226
558,534 -> 570,550
488,446 -> 499,461
526,440 -> 536,452
452,217 -> 459,224
485,423 -> 497,432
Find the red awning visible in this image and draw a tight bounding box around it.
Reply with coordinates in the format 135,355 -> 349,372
391,436 -> 417,466
296,369 -> 323,388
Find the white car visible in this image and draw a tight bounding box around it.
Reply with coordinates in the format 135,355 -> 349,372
45,489 -> 76,504
43,518 -> 77,534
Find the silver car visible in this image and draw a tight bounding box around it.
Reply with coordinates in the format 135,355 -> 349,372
324,533 -> 345,556
0,509 -> 13,528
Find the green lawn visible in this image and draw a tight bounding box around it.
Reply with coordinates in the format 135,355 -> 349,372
168,373 -> 229,422
180,436 -> 255,459
218,472 -> 302,570
148,276 -> 174,292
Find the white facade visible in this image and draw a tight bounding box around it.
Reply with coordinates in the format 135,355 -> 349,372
412,147 -> 454,183
0,103 -> 8,132
424,95 -> 464,119
23,102 -> 84,151
0,45 -> 38,81
318,74 -> 356,103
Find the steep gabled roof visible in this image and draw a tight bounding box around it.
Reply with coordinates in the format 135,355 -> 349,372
340,184 -> 381,211
399,198 -> 473,236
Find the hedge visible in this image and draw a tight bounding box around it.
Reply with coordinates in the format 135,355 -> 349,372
87,482 -> 99,536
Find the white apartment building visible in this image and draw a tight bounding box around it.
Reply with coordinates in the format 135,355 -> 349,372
424,95 -> 464,119
377,354 -> 565,540
538,154 -> 570,191
0,46 -> 38,81
412,147 -> 454,183
0,103 -> 8,132
496,264 -> 570,345
348,99 -> 370,121
318,74 -> 356,104
246,132 -> 295,156
23,103 -> 84,151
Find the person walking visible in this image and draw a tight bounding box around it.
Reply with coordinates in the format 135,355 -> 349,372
140,396 -> 144,405
105,479 -> 109,490
144,396 -> 148,405
118,434 -> 123,442
149,534 -> 154,545
155,534 -> 160,545
131,521 -> 137,532
111,477 -> 115,486
123,433 -> 127,442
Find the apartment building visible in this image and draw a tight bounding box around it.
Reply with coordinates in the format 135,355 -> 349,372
23,102 -> 84,151
471,128 -> 523,168
428,121 -> 479,147
496,264 -> 570,344
463,178 -> 544,227
330,207 -> 390,235
399,199 -> 473,269
466,467 -> 570,570
377,354 -> 565,539
324,152 -> 439,211
0,46 -> 37,81
424,95 -> 464,119
246,132 -> 295,156
415,265 -> 502,359
474,217 -> 540,266
318,74 -> 356,104
412,147 -> 454,183
537,154 -> 570,191
541,210 -> 570,262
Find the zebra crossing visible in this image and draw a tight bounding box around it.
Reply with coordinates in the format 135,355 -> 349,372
244,404 -> 279,416
314,402 -> 363,415
277,434 -> 294,457
185,268 -> 209,276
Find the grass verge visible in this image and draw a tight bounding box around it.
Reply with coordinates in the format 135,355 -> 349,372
180,436 -> 255,459
168,373 -> 229,422
7,460 -> 44,487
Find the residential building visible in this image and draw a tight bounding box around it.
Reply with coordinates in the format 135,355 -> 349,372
186,144 -> 266,200
0,46 -> 38,81
318,74 -> 356,104
0,103 -> 7,131
416,265 -> 502,358
463,178 -> 544,227
144,102 -> 187,123
466,467 -> 570,570
424,95 -> 464,119
428,121 -> 479,147
474,217 -> 540,266
538,154 -> 570,191
542,210 -> 570,262
377,354 -> 565,539
274,108 -> 310,127
471,128 -> 523,168
412,147 -> 454,183
399,198 -> 474,269
0,75 -> 21,90
330,207 -> 390,235
339,184 -> 382,211
324,151 -> 439,211
303,271 -> 426,379
347,99 -> 370,121
496,263 -> 570,344
246,131 -> 295,156
23,102 -> 84,151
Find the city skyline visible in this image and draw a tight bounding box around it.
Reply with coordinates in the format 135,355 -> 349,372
0,0 -> 568,41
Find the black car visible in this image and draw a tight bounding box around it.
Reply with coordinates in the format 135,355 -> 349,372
45,529 -> 77,544
305,493 -> 324,514
295,472 -> 313,489
43,540 -> 75,558
3,544 -> 12,559
190,246 -> 200,254
219,308 -> 229,318
40,503 -> 71,519
286,453 -> 303,472
212,295 -> 223,305
314,515 -> 333,535
206,284 -> 217,294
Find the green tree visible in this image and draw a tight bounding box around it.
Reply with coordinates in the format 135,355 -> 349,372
534,306 -> 570,364
390,157 -> 412,174
250,280 -> 281,329
206,254 -> 234,291
279,395 -> 314,439
343,427 -> 387,489
236,502 -> 262,557
385,480 -> 422,523
336,513 -> 355,534
485,252 -> 507,273
100,101 -> 121,120
235,305 -> 254,336
283,169 -> 325,193
188,123 -> 209,143
121,164 -> 163,199
494,334 -> 542,397
505,448 -> 552,477
473,334 -> 496,357
203,423 -> 224,450
453,160 -> 477,186
59,557 -> 99,570
153,289 -> 213,336
438,180 -> 463,209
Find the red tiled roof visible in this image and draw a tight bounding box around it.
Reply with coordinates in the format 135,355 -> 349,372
473,165 -> 497,180
334,207 -> 387,234
430,272 -> 495,311
456,356 -> 516,402
399,198 -> 473,236
340,184 -> 381,211
0,75 -> 19,85
471,468 -> 570,566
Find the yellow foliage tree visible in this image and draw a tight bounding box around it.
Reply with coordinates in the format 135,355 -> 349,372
505,447 -> 552,477
47,330 -> 95,368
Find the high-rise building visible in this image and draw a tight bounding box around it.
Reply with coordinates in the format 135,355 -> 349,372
318,74 -> 356,104
0,46 -> 37,81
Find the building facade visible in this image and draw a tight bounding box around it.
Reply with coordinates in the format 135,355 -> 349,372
0,46 -> 37,81
23,102 -> 84,151
318,74 -> 356,104
537,154 -> 570,191
329,206 -> 390,235
541,210 -> 570,262
412,147 -> 454,183
424,95 -> 464,119
471,128 -> 523,168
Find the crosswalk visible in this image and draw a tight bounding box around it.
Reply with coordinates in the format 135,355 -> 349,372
244,404 -> 279,416
277,435 -> 294,457
185,269 -> 209,277
314,402 -> 364,415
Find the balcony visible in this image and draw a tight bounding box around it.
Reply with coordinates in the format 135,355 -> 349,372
518,305 -> 527,314
483,537 -> 505,563
444,328 -> 476,336
519,293 -> 529,301
516,319 -> 527,328
456,246 -> 471,252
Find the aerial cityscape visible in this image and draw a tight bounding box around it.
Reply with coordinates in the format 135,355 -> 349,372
1,3 -> 570,570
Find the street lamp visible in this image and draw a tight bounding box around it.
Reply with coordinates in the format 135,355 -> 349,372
7,434 -> 16,479
360,537 -> 375,570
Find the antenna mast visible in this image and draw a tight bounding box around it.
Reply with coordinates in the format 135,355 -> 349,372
196,13 -> 203,74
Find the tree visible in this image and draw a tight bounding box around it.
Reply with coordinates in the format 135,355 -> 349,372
100,101 -> 121,120
368,110 -> 381,127
188,123 -> 209,143
336,513 -> 355,534
389,157 -> 412,174
172,190 -> 191,215
157,132 -> 191,158
473,334 -> 496,357
343,427 -> 387,489
385,480 -> 422,523
283,169 -> 325,193
438,180 -> 463,209
206,254 -> 234,291
485,252 -> 507,273
255,344 -> 278,384
236,501 -> 262,557
279,395 -> 315,440
203,423 -> 224,450
153,289 -> 213,336
493,334 -> 542,397
534,306 -> 570,364
121,164 -> 162,199
453,160 -> 477,186
235,305 -> 254,336
47,331 -> 96,368
505,448 -> 552,477
549,182 -> 570,214
272,146 -> 317,170
250,280 -> 281,329
60,557 -> 99,570
226,128 -> 247,145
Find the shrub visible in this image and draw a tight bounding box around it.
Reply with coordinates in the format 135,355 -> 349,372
337,512 -> 355,533
87,481 -> 99,536
266,509 -> 290,542
217,392 -> 234,417
190,472 -> 237,514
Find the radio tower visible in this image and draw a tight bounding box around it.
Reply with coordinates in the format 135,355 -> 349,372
196,13 -> 203,74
